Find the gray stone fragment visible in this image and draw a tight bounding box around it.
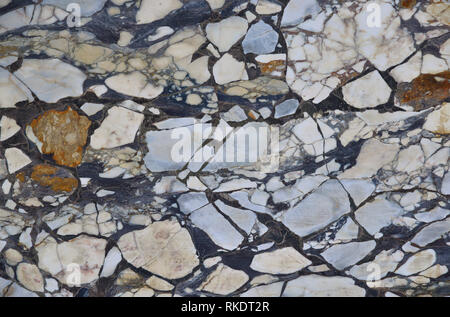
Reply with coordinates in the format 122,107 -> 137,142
177,192 -> 210,214
321,240 -> 376,270
242,20 -> 279,55
441,172 -> 450,195
281,0 -> 321,27
411,218 -> 450,247
274,99 -> 299,119
281,180 -> 350,237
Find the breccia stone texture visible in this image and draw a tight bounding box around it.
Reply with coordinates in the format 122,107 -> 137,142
0,0 -> 449,297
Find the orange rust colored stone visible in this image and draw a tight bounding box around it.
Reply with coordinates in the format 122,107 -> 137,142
258,60 -> 285,74
400,0 -> 416,9
31,164 -> 78,193
248,111 -> 258,120
16,172 -> 26,183
398,71 -> 450,111
30,107 -> 91,168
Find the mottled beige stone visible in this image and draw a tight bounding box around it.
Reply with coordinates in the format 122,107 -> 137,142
199,264 -> 248,295
16,263 -> 44,292
118,220 -> 199,279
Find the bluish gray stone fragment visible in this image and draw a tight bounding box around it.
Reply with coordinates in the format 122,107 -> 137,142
242,20 -> 279,55
274,99 -> 299,118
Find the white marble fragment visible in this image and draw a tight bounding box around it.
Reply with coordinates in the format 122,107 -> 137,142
177,192 -> 210,214
283,275 -> 365,297
355,2 -> 415,71
0,116 -> 20,142
390,51 -> 422,83
281,0 -> 321,27
348,249 -> 404,281
256,0 -> 282,15
250,247 -> 311,274
100,247 -> 122,278
321,241 -> 376,270
355,198 -> 404,236
0,68 -> 33,109
340,179 -> 375,206
342,71 -> 392,109
292,117 -> 322,144
5,148 -> 31,174
282,180 -> 350,237
14,59 -> 86,103
190,204 -> 244,250
80,103 -> 104,116
421,54 -> 448,74
339,139 -> 399,179
206,16 -> 248,52
213,53 -> 248,85
215,200 -> 257,235
415,207 -> 449,223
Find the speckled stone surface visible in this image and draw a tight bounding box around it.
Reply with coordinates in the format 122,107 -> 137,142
0,0 -> 449,297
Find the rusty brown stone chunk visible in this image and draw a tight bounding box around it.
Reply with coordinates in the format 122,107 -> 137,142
16,172 -> 26,183
30,164 -> 78,192
258,60 -> 285,74
396,71 -> 450,111
400,0 -> 416,9
30,107 -> 91,167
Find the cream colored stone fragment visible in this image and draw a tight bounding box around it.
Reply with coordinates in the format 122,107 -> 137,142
136,0 -> 183,24
117,220 -> 199,279
36,235 -> 107,285
146,276 -> 174,291
250,247 -> 311,274
339,139 -> 399,179
118,31 -> 134,46
105,71 -> 163,99
0,68 -> 33,109
423,103 -> 450,135
206,16 -> 248,52
390,51 -> 422,83
342,71 -> 391,109
395,249 -> 436,276
284,275 -> 366,297
5,148 -> 32,174
17,263 -> 44,292
206,0 -> 225,10
213,53 -> 247,85
0,116 -> 20,141
4,248 -> 23,266
199,264 -> 248,295
421,54 -> 448,74
90,106 -> 144,149
73,44 -> 112,64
